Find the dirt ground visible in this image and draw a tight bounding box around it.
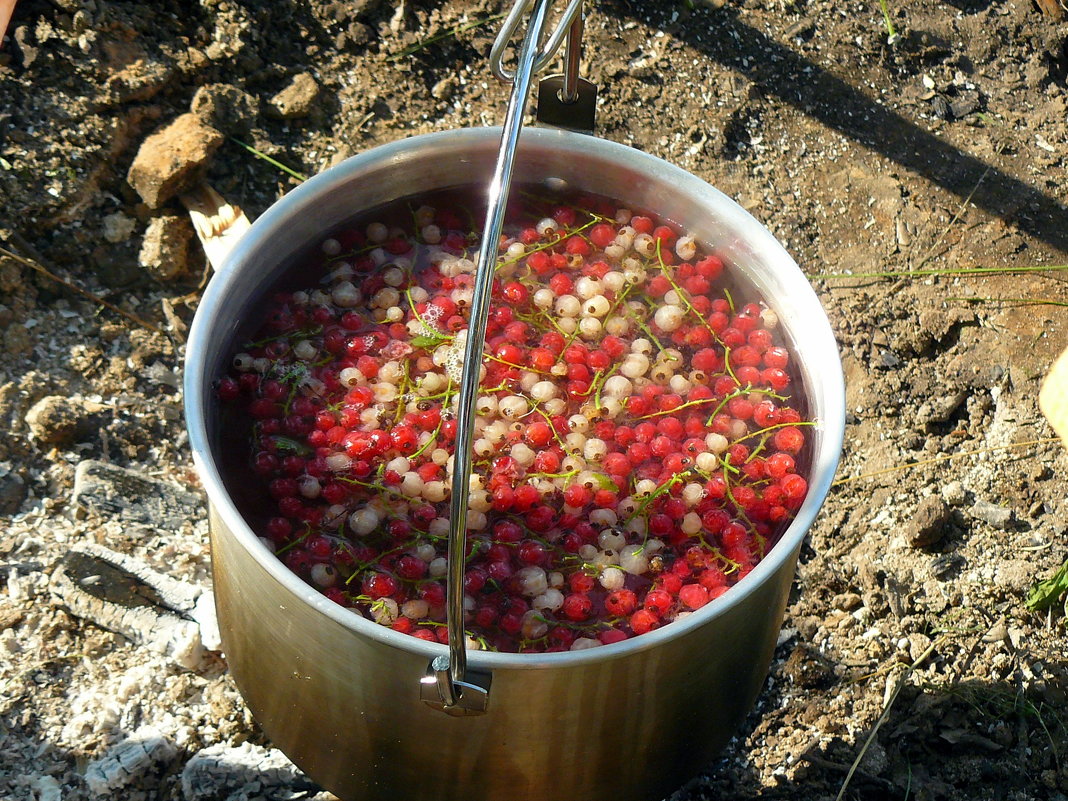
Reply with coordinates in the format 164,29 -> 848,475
1,0 -> 1067,799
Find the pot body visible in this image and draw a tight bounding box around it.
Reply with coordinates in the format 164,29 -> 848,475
185,127 -> 845,801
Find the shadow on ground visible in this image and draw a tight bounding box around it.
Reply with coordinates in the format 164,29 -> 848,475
680,644 -> 1068,801
612,0 -> 1068,257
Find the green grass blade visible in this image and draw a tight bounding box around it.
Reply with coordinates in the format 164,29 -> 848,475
231,137 -> 309,183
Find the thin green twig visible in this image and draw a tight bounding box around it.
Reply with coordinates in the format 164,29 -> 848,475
877,0 -> 897,39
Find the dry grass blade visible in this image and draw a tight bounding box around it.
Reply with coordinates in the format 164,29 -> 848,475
835,636 -> 947,801
833,437 -> 1060,486
910,150 -> 999,271
0,245 -> 165,336
386,13 -> 507,61
947,295 -> 1068,308
811,264 -> 1068,281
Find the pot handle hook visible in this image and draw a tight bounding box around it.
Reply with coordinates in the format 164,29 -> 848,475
492,0 -> 597,133
422,0 -> 566,717
489,0 -> 584,84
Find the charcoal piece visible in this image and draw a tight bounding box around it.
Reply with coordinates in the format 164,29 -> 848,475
72,460 -> 203,531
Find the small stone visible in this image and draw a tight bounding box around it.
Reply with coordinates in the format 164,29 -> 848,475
337,20 -> 373,49
982,617 -> 1008,644
25,395 -> 85,446
930,552 -> 965,580
102,212 -> 137,244
993,559 -> 1034,592
104,55 -> 175,104
858,738 -> 888,775
190,83 -> 259,134
0,466 -> 27,514
139,215 -> 194,281
127,114 -> 225,208
969,499 -> 1013,530
267,72 -> 320,119
907,632 -> 933,661
319,0 -> 382,23
906,495 -> 951,548
140,360 -> 181,389
782,643 -> 836,689
2,324 -> 32,358
1007,626 -> 1025,649
949,90 -> 981,120
941,480 -> 966,506
919,391 -> 968,427
91,240 -> 142,288
13,26 -> 38,67
876,349 -> 901,369
930,94 -> 952,120
831,592 -> 863,611
431,76 -> 457,100
73,460 -> 203,531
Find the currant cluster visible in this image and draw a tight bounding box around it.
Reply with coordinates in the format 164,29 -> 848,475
217,192 -> 812,652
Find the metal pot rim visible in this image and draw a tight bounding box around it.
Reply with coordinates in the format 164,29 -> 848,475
185,125 -> 846,670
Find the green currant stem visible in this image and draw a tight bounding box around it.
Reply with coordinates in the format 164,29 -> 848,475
531,405 -> 573,453
393,362 -> 411,424
592,363 -> 619,410
483,351 -> 552,375
497,216 -> 600,271
344,539 -> 418,584
624,468 -> 695,526
653,240 -> 724,344
733,419 -> 817,447
638,396 -> 718,420
337,476 -> 409,500
275,526 -> 311,556
408,418 -> 443,461
627,311 -> 667,353
244,326 -> 323,349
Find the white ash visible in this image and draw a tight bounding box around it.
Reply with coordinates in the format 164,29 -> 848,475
181,742 -> 324,801
84,726 -> 178,795
31,775 -> 62,801
48,543 -> 217,670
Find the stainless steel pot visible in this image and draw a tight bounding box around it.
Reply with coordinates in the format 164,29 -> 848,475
184,126 -> 846,801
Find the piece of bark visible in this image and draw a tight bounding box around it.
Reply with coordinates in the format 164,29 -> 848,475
180,184 -> 251,271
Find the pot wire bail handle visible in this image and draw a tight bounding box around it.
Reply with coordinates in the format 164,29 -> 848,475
419,0 -> 580,717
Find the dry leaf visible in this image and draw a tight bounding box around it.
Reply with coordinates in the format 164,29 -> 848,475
1039,345 -> 1068,447
1033,0 -> 1065,19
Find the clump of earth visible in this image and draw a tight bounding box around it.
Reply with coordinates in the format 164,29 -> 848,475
1,1 -> 1066,800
